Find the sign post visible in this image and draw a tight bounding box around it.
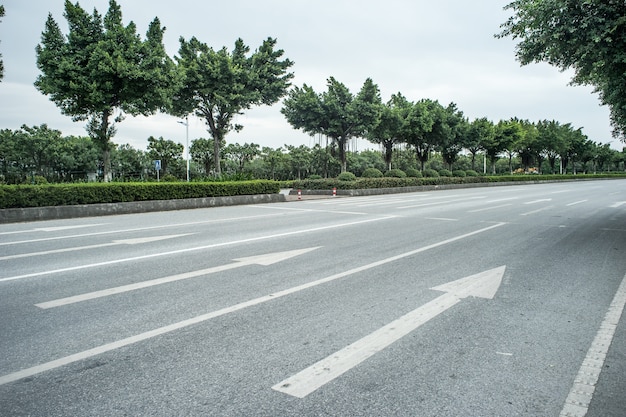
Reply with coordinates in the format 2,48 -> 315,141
154,160 -> 161,182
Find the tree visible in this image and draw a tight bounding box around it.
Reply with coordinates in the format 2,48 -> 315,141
464,118 -> 494,172
496,119 -> 523,174
225,142 -> 260,173
367,93 -> 407,170
282,77 -> 381,172
498,1 -> 626,140
35,0 -> 176,181
0,4 -> 5,81
146,136 -> 183,176
190,138 -> 216,176
439,103 -> 466,170
173,37 -> 293,176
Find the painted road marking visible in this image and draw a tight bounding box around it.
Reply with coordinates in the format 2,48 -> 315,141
524,199 -> 552,205
520,206 -> 555,216
0,213 -> 288,246
0,224 -> 108,236
560,271 -> 626,417
0,223 -> 506,386
0,234 -> 193,261
0,216 -> 396,283
610,201 -> 626,208
398,196 -> 486,210
272,266 -> 506,398
567,200 -> 588,206
35,248 -> 320,309
467,204 -> 513,213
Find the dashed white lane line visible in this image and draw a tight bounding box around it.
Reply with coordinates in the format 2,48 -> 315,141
560,272 -> 626,417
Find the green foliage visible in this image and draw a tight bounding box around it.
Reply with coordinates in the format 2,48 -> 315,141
438,169 -> 452,177
361,168 -> 383,178
282,77 -> 381,172
384,168 -> 407,178
452,170 -> 467,177
35,1 -> 176,180
423,168 -> 440,178
465,170 -> 479,177
173,36 -> 293,175
405,168 -> 422,178
337,171 -> 357,181
307,174 -> 322,180
0,180 -> 279,209
499,0 -> 626,139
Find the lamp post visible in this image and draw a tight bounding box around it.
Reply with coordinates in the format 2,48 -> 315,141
177,116 -> 190,182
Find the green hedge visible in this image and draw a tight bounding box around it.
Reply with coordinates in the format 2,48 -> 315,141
0,180 -> 280,209
292,174 -> 626,191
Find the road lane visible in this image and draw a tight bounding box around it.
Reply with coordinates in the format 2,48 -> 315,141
0,179 -> 625,416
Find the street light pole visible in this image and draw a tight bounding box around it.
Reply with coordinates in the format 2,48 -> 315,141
177,116 -> 190,182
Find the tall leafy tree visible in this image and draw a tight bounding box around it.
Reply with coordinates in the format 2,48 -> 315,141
190,138 -> 216,176
35,0 -> 176,181
367,93 -> 407,170
0,4 -> 5,81
498,0 -> 626,140
282,77 -> 381,172
439,103 -> 466,170
173,37 -> 293,176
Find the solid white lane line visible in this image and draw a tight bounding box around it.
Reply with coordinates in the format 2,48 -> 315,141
0,234 -> 193,261
398,196 -> 486,210
567,200 -> 588,206
467,204 -> 513,213
0,224 -> 108,236
520,206 -> 555,216
560,272 -> 626,417
425,218 -> 458,222
0,216 -> 396,283
0,223 -> 506,386
35,247 -> 321,309
0,213 -> 288,246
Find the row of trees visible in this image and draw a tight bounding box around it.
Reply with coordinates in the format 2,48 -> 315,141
2,122 -> 624,184
31,1 -> 626,184
35,0 -> 293,181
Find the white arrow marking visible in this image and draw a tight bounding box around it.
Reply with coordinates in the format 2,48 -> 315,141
610,201 -> 626,208
272,266 -> 506,398
524,198 -> 552,205
0,223 -> 505,387
35,247 -> 321,309
0,234 -> 194,261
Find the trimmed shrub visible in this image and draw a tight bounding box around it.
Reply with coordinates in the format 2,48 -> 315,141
384,169 -> 407,178
337,172 -> 357,181
452,170 -> 467,177
0,180 -> 280,209
438,169 -> 452,177
465,170 -> 479,177
423,169 -> 440,178
361,168 -> 383,178
307,174 -> 322,180
405,168 -> 422,178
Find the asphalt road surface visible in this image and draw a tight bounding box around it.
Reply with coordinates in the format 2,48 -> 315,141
1,179 -> 625,417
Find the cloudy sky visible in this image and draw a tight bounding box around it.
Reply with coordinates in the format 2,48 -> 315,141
0,0 -> 621,153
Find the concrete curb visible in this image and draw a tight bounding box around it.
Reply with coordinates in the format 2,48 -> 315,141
0,194 -> 286,223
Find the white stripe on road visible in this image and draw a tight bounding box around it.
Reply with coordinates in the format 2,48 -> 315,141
560,272 -> 626,417
0,213 -> 287,246
520,206 -> 555,216
0,216 -> 396,283
567,200 -> 588,206
467,204 -> 513,213
0,222 -> 506,386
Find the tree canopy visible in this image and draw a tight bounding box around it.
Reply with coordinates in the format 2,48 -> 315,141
282,77 -> 381,172
498,0 -> 626,140
35,0 -> 176,181
172,36 -> 293,176
0,4 -> 5,81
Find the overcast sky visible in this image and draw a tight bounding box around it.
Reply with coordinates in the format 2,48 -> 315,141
0,0 -> 621,153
